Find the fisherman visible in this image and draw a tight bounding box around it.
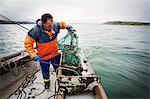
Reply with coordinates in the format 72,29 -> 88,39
24,13 -> 73,89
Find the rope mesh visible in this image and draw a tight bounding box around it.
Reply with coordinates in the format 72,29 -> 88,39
58,31 -> 81,75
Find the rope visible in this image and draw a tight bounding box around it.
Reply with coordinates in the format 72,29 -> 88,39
7,63 -> 64,99
0,60 -> 18,71
48,78 -> 63,99
7,69 -> 47,99
0,14 -> 30,31
56,67 -> 80,76
57,52 -> 63,77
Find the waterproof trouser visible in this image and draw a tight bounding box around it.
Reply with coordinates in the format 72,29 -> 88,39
40,55 -> 60,83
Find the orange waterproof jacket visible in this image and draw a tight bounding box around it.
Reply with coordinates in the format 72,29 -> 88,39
24,22 -> 67,60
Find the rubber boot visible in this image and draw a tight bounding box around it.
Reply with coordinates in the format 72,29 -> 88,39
44,81 -> 50,89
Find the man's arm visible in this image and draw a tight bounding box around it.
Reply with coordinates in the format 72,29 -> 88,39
59,22 -> 67,29
24,36 -> 37,59
59,22 -> 73,31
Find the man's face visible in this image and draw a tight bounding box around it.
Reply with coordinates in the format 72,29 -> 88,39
43,18 -> 54,31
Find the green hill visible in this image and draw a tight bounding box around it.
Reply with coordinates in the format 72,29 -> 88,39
0,20 -> 35,24
103,21 -> 150,26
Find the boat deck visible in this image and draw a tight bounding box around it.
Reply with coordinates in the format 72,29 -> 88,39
2,68 -> 98,99
0,51 -> 107,99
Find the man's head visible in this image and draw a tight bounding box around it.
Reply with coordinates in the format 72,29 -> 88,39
41,13 -> 53,31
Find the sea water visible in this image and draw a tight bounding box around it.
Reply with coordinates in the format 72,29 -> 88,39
0,24 -> 149,98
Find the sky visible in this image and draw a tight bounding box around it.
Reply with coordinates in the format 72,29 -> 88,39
0,0 -> 149,23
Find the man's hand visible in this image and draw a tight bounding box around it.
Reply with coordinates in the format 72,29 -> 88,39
67,25 -> 73,31
33,55 -> 41,61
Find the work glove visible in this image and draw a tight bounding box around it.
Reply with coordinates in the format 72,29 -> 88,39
33,55 -> 41,61
67,25 -> 73,31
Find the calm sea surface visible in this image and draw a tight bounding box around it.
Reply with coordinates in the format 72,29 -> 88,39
0,24 -> 150,98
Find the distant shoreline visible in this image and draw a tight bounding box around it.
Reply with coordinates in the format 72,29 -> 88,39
1,20 -> 150,26
0,20 -> 35,24
103,21 -> 150,26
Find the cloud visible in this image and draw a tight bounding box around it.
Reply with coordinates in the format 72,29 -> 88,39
0,0 -> 149,23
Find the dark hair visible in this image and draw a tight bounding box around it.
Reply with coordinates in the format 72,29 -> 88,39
41,13 -> 53,23
36,19 -> 41,24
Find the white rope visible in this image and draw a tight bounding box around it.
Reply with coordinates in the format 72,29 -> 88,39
56,67 -> 80,76
1,59 -> 18,71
